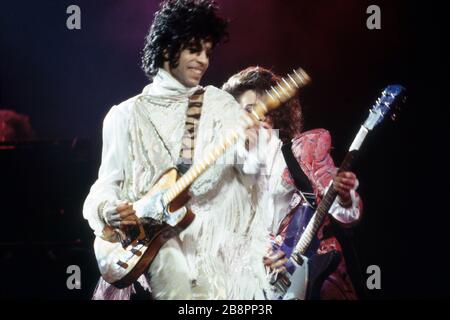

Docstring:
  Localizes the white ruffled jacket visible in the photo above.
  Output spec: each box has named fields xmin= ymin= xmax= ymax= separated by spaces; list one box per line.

xmin=83 ymin=69 xmax=271 ymax=299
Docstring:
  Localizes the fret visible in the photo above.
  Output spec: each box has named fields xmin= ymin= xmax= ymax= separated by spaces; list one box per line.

xmin=288 ymin=74 xmax=299 ymax=89
xmin=293 ymin=69 xmax=305 ymax=85
xmin=265 ymin=89 xmax=276 ymax=102
xmin=271 ymin=86 xmax=282 ymax=101
xmin=282 ymin=77 xmax=293 ymax=91
xmin=277 ymin=83 xmax=289 ymax=98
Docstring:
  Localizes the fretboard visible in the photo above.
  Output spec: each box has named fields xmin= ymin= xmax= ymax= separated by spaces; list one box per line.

xmin=293 ymin=151 xmax=356 ymax=256
xmin=162 ymin=128 xmax=241 ymax=205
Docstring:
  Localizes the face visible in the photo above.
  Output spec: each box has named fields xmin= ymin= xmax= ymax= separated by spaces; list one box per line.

xmin=163 ymin=39 xmax=213 ymax=88
xmin=237 ymin=89 xmax=272 ymax=128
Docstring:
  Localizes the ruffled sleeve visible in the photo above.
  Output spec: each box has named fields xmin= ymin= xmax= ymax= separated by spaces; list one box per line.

xmin=82 ymin=105 xmax=129 ymax=237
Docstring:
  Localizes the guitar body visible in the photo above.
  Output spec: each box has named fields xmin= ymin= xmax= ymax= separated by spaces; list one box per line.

xmin=277 ymin=204 xmax=319 ymax=263
xmin=94 ymin=168 xmax=195 ymax=288
xmin=289 ymin=251 xmax=341 ymax=300
xmin=271 ymin=204 xmax=340 ymax=300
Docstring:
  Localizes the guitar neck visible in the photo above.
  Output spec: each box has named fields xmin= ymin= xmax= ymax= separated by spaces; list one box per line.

xmin=162 ymin=127 xmax=242 ymax=205
xmin=291 ymin=85 xmax=404 ymax=258
xmin=292 ymin=147 xmax=358 ymax=257
xmin=281 ymin=84 xmax=405 ymax=292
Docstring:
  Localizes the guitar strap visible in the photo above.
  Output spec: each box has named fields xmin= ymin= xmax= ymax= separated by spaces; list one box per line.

xmin=144 ymin=89 xmax=204 ymax=175
xmin=177 ymin=89 xmax=204 ymax=174
xmin=281 ymin=141 xmax=317 ymax=209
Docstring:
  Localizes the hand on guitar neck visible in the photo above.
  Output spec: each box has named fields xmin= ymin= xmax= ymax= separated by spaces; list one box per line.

xmin=265 ymin=170 xmax=358 ymax=276
xmin=333 ymin=171 xmax=358 ymax=208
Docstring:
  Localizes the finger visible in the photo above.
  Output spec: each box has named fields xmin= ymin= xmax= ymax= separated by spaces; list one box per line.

xmin=105 ymin=206 xmax=118 ymax=215
xmin=120 ymin=220 xmax=137 ymax=227
xmin=267 ymin=250 xmax=285 ymax=264
xmin=274 ymin=266 xmax=287 ymax=274
xmin=335 ymin=184 xmax=353 ymax=193
xmin=108 ymin=213 xmax=121 ymax=222
xmin=336 ymin=176 xmax=355 ymax=183
xmin=119 ymin=208 xmax=136 ymax=219
xmin=271 ymin=258 xmax=288 ymax=270
xmin=116 ymin=203 xmax=133 ymax=212
xmin=109 ymin=220 xmax=121 ymax=228
xmin=122 ymin=213 xmax=138 ymax=222
xmin=268 ymin=250 xmax=285 ymax=260
xmin=337 ymin=171 xmax=356 ymax=179
xmin=334 ymin=180 xmax=353 ymax=192
xmin=336 ymin=177 xmax=356 ymax=187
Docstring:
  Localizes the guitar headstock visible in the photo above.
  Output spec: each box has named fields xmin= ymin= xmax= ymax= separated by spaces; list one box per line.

xmin=364 ymin=85 xmax=406 ymax=131
xmin=249 ymin=68 xmax=311 ymax=123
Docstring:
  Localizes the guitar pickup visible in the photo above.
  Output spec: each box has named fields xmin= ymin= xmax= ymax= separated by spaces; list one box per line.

xmin=116 ymin=260 xmax=129 ymax=269
xmin=130 ymin=248 xmax=142 ymax=256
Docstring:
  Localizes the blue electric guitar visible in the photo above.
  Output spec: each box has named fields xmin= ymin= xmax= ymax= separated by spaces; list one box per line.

xmin=270 ymin=85 xmax=406 ymax=300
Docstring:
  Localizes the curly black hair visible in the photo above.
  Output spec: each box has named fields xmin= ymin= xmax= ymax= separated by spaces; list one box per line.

xmin=222 ymin=66 xmax=303 ymax=143
xmin=142 ymin=0 xmax=228 ymax=79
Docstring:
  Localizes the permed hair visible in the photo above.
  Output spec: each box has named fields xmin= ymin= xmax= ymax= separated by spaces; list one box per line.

xmin=142 ymin=0 xmax=228 ymax=79
xmin=222 ymin=66 xmax=303 ymax=142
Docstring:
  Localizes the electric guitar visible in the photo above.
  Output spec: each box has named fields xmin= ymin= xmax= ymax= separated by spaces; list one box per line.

xmin=270 ymin=84 xmax=406 ymax=300
xmin=94 ymin=68 xmax=311 ymax=288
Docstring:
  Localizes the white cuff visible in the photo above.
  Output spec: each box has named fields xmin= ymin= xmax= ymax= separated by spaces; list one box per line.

xmin=330 ymin=189 xmax=361 ymax=224
xmin=324 ymin=179 xmax=361 ymax=224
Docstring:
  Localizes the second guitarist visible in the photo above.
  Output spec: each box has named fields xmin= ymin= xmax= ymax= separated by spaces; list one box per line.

xmin=223 ymin=66 xmax=363 ymax=300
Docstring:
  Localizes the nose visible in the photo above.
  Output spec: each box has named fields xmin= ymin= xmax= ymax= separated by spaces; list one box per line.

xmin=196 ymin=50 xmax=209 ymax=66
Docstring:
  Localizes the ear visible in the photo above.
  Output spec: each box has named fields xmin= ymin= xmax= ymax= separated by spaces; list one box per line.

xmin=163 ymin=48 xmax=169 ymax=61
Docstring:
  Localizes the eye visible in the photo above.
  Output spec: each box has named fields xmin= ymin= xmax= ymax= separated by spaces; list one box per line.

xmin=187 ymin=43 xmax=202 ymax=54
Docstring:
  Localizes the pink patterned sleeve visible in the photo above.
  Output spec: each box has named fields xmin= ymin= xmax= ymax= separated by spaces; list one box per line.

xmin=282 ymin=129 xmax=363 ymax=225
xmin=283 ymin=129 xmax=336 ymax=199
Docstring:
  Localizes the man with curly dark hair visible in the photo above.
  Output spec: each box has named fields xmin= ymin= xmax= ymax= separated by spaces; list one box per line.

xmin=223 ymin=66 xmax=363 ymax=299
xmin=84 ymin=1 xmax=272 ymax=300
xmin=141 ymin=0 xmax=228 ymax=81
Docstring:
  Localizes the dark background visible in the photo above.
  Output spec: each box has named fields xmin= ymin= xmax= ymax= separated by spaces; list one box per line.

xmin=1 ymin=0 xmax=448 ymax=299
